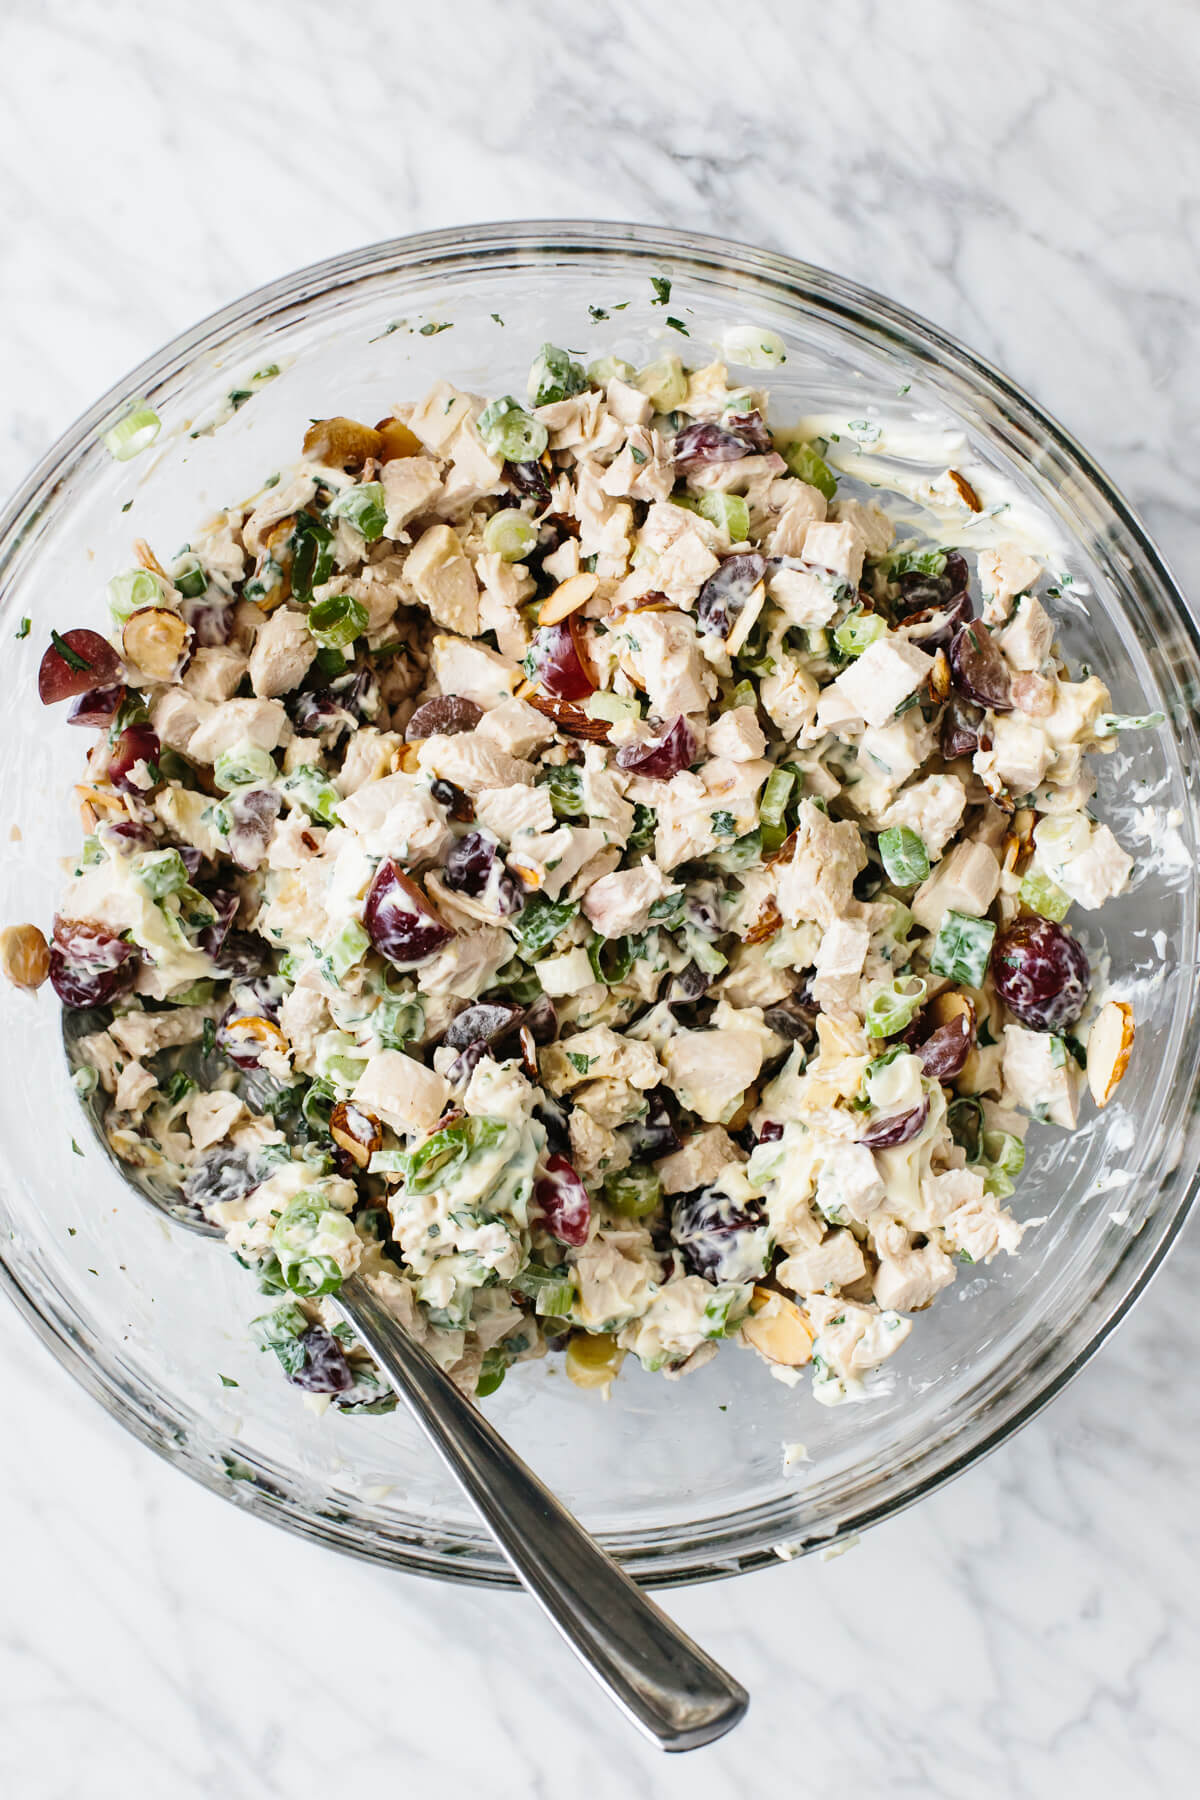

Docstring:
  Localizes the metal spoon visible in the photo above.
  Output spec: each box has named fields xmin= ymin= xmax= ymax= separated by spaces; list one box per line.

xmin=69 ymin=1024 xmax=748 ymax=1751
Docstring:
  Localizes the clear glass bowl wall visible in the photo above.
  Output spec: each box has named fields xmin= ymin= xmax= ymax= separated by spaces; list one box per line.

xmin=0 ymin=224 xmax=1197 ymax=1587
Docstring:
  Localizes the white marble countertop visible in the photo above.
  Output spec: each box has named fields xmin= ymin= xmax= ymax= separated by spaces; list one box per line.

xmin=2 ymin=2 xmax=1199 ymax=1794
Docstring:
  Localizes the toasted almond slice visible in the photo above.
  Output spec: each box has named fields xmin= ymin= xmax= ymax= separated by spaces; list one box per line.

xmin=1087 ymin=1001 xmax=1135 ymax=1108
xmin=330 ymin=1100 xmax=383 ymax=1168
xmin=133 ymin=538 xmax=170 ymax=581
xmin=742 ymin=1289 xmax=814 ymax=1367
xmin=725 ymin=580 xmax=767 ymax=656
xmin=0 ymin=923 xmax=50 ymax=991
xmin=528 ymin=693 xmax=612 ymax=741
xmin=928 ymin=646 xmax=951 ymax=703
xmin=726 ymin=1084 xmax=760 ymax=1134
xmin=927 ymin=989 xmax=976 ymax=1034
xmin=122 ymin=607 xmax=190 ymax=682
xmin=222 ymin=1016 xmax=289 ymax=1060
xmin=742 ymin=897 xmax=782 ymax=947
xmin=539 ymin=572 xmax=599 ymax=627
xmin=400 ymin=742 xmax=422 ymax=773
xmin=74 ymin=782 xmax=127 ymax=826
xmin=948 ymin=469 xmax=982 ymax=512
xmin=302 ymin=416 xmax=381 ymax=471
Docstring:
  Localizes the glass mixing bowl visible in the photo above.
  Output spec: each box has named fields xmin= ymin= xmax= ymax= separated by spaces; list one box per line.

xmin=1 ymin=222 xmax=1197 ymax=1587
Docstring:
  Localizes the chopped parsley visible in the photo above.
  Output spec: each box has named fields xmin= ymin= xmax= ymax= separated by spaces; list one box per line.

xmin=650 ymin=276 xmax=671 ymax=305
xmin=14 ymin=616 xmax=30 ymax=640
xmin=665 ymin=316 xmax=689 ymax=336
xmin=588 ymin=305 xmax=609 ymax=322
xmin=219 ymin=1374 xmax=239 ymax=1388
xmin=418 ymin=320 xmax=452 ymax=336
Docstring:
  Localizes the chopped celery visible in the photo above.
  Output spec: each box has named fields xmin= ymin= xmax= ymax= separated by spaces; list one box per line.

xmin=584 ymin=689 xmax=642 ymax=723
xmin=307 ymin=593 xmax=368 ymax=650
xmin=929 ymin=910 xmax=996 ymax=989
xmin=696 ymin=492 xmax=750 ymax=541
xmin=782 ymin=439 xmax=837 ymax=501
xmin=834 ymin=610 xmax=887 ymax=658
xmin=328 ymin=482 xmax=387 ymax=542
xmin=878 ymin=826 xmax=930 ymax=888
xmin=132 ymin=847 xmax=189 ymax=900
xmin=102 ymin=401 xmax=160 ymax=461
xmin=1019 ymin=871 xmax=1071 ymax=921
xmin=604 ymin=1162 xmax=662 ymax=1218
xmin=528 ymin=343 xmax=587 ymax=407
xmin=634 ymin=356 xmax=687 ymax=413
xmin=477 ymin=396 xmax=548 ymax=462
xmin=213 ymin=742 xmax=277 ymax=792
xmin=483 ymin=510 xmax=539 ymax=562
xmin=865 ymin=976 xmax=927 ymax=1038
xmin=587 ymin=355 xmax=635 ymax=386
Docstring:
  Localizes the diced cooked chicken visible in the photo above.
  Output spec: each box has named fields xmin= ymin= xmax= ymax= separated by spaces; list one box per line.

xmin=606 ymin=376 xmax=653 ymax=427
xmin=188 ymin=697 xmax=291 ymax=763
xmin=815 ymin=1141 xmax=885 ymax=1225
xmin=1001 ymin=1024 xmax=1082 ymax=1128
xmin=573 ymin=463 xmax=632 ymax=578
xmin=660 ymin=1011 xmax=769 ymax=1124
xmin=617 ymin=609 xmax=714 ymax=716
xmin=418 ymin=926 xmax=510 ymax=1000
xmin=582 ymin=863 xmax=678 ymax=938
xmin=474 ymin=783 xmax=555 ymax=843
xmin=1031 ymin=813 xmax=1133 ymax=909
xmin=185 ymin=1089 xmax=245 ymax=1152
xmin=335 ymin=728 xmax=403 ymax=797
xmin=182 ymin=647 xmax=248 ymax=704
xmin=776 ymin=801 xmax=868 ymax=930
xmin=801 ymin=518 xmax=866 ymax=586
xmin=976 ymin=715 xmax=1051 ymax=796
xmin=811 ymin=918 xmax=871 ymax=1014
xmin=152 ymin=687 xmax=213 ymax=756
xmin=656 ymin=1126 xmax=742 ymax=1196
xmin=977 ymin=544 xmax=1042 ymax=619
xmin=600 ymin=427 xmax=675 ymax=505
xmin=706 ymin=706 xmax=766 ymax=762
xmin=475 ymin=697 xmax=556 ymax=759
xmin=476 ymin=553 xmax=534 ymax=660
xmin=912 ymin=839 xmax=1001 ymax=930
xmin=336 ymin=771 xmax=452 ymax=863
xmin=248 ymin=607 xmax=315 ymax=698
xmin=830 ymin=498 xmax=894 ymax=558
xmin=568 ymin=1107 xmax=629 ymax=1181
xmin=870 ymin=1223 xmax=956 ymax=1312
xmin=428 ymin=640 xmax=518 ymax=717
xmin=380 ymin=455 xmax=443 ymax=535
xmin=999 ymin=595 xmax=1054 ymax=671
xmin=877 ymin=774 xmax=966 ymax=858
xmin=109 ymin=1006 xmax=213 ymax=1060
xmin=407 ymin=380 xmax=475 ymax=452
xmin=416 ymin=733 xmax=532 ymax=795
xmin=778 ymin=1228 xmax=868 ymax=1296
xmin=767 ymin=565 xmax=840 ymax=629
xmin=636 ymin=501 xmax=721 ymax=604
xmin=353 ymin=1049 xmax=450 ymax=1135
xmin=759 ymin=658 xmax=820 ymax=738
xmin=830 ymin=634 xmax=933 ymax=730
xmin=541 ymin=1026 xmax=661 ymax=1095
xmin=804 ymin=1294 xmax=911 ymax=1379
xmin=767 ymin=481 xmax=827 ymax=556
xmin=404 ymin=524 xmax=479 ymax=635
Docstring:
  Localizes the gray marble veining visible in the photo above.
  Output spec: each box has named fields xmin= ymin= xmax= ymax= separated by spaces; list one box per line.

xmin=1 ymin=2 xmax=1198 ymax=1795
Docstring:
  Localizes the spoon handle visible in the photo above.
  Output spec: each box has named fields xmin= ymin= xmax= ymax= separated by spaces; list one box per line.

xmin=336 ymin=1274 xmax=748 ymax=1752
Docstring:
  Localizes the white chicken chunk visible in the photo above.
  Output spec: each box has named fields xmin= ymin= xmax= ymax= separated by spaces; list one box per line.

xmin=248 ymin=607 xmax=314 ymax=699
xmin=1001 ymin=1025 xmax=1082 ymax=1128
xmin=188 ymin=697 xmax=291 ymax=764
xmin=353 ymin=1050 xmax=450 ymax=1136
xmin=617 ymin=610 xmax=714 ymax=716
xmin=404 ymin=524 xmax=479 ymax=635
xmin=430 ymin=634 xmax=519 ymax=711
xmin=381 ymin=455 xmax=443 ymax=535
xmin=582 ymin=863 xmax=679 ymax=939
xmin=801 ymin=518 xmax=866 ymax=586
xmin=830 ymin=635 xmax=933 ymax=730
xmin=912 ymin=839 xmax=1001 ymax=931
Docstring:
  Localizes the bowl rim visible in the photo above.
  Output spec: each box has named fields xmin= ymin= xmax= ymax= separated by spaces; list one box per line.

xmin=2 ymin=218 xmax=1197 ymax=1588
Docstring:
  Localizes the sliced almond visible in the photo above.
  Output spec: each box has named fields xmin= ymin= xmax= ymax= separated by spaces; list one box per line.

xmin=928 ymin=647 xmax=951 ymax=703
xmin=538 ymin=572 xmax=599 ymax=627
xmin=122 ymin=607 xmax=190 ymax=682
xmin=75 ymin=782 xmax=126 ymax=827
xmin=742 ymin=896 xmax=782 ymax=947
xmin=528 ymin=693 xmax=612 ymax=741
xmin=400 ymin=742 xmax=422 ymax=773
xmin=948 ymin=469 xmax=982 ymax=512
xmin=220 ymin=1016 xmax=289 ymax=1061
xmin=741 ymin=1289 xmax=814 ymax=1367
xmin=330 ymin=1101 xmax=383 ymax=1168
xmin=725 ymin=1084 xmax=760 ymax=1134
xmin=1087 ymin=1001 xmax=1135 ymax=1108
xmin=0 ymin=923 xmax=50 ymax=991
xmin=927 ymin=989 xmax=976 ymax=1034
xmin=133 ymin=538 xmax=169 ymax=581
xmin=725 ymin=580 xmax=767 ymax=656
